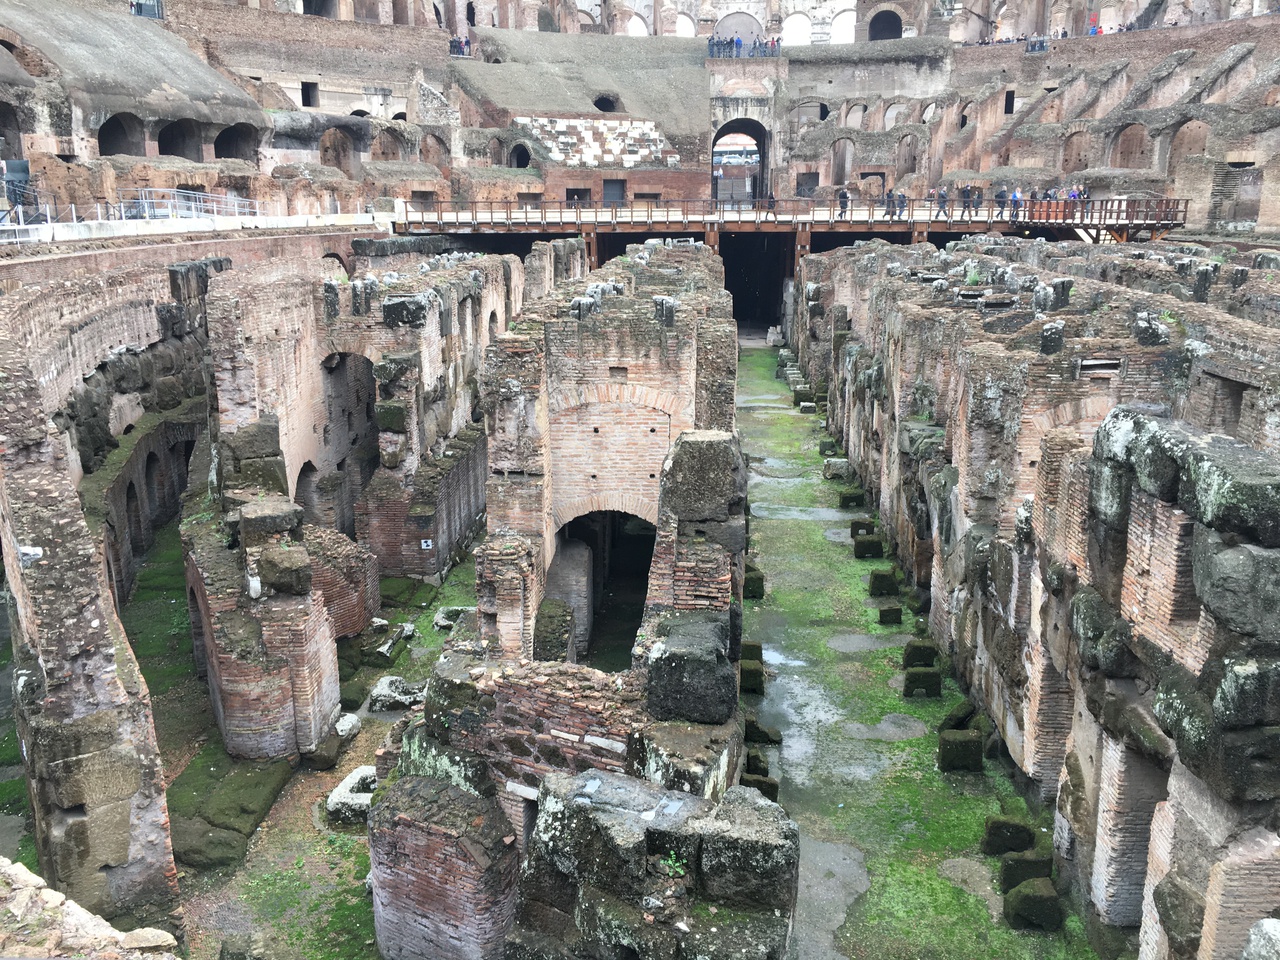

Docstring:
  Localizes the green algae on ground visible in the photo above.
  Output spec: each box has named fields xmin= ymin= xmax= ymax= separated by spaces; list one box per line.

xmin=167 ymin=735 xmax=292 ymax=841
xmin=119 ymin=521 xmax=196 ymax=696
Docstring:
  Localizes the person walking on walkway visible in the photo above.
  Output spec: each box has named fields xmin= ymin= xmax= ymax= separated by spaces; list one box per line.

xmin=896 ymin=190 xmax=907 ymax=220
xmin=936 ymin=185 xmax=949 ymax=219
xmin=960 ymin=183 xmax=972 ymax=219
xmin=995 ymin=184 xmax=1008 ymax=219
xmin=973 ymin=185 xmax=984 ymax=217
xmin=837 ymin=186 xmax=849 ymax=219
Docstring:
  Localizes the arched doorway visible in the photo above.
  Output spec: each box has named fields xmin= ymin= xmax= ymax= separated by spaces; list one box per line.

xmin=713 ymin=117 xmax=769 ymax=204
xmin=830 ymin=9 xmax=857 ymax=43
xmin=319 ymin=127 xmax=357 ymax=178
xmin=145 ymin=452 xmax=161 ymax=511
xmin=1167 ymin=120 xmax=1209 ymax=177
xmin=157 ymin=119 xmax=203 ymax=161
xmin=370 ymin=129 xmax=406 ymax=161
xmin=1063 ymin=131 xmax=1090 ymax=173
xmin=98 ymin=113 xmax=145 ymax=156
xmin=1110 ymin=123 xmax=1151 ymax=168
xmin=831 ymin=137 xmax=856 ymax=185
xmin=295 ymin=461 xmax=322 ymax=526
xmin=626 ymin=13 xmax=649 ymax=34
xmin=213 ymin=123 xmax=259 ymax=162
xmin=714 ymin=11 xmax=763 ymax=41
xmin=868 ymin=9 xmax=903 ymax=40
xmin=781 ymin=12 xmax=812 ymax=45
xmin=560 ymin=511 xmax=656 ymax=672
xmin=675 ymin=12 xmax=696 ymax=35
xmin=126 ymin=481 xmax=145 ymax=552
xmin=509 ymin=143 xmax=531 ymax=168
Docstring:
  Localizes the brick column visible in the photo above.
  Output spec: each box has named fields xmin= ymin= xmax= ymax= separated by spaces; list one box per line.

xmin=1090 ymin=735 xmax=1169 ymax=926
xmin=1198 ymin=832 xmax=1280 ymax=960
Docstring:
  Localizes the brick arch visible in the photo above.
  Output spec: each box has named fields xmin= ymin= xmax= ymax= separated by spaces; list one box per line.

xmin=547 ymin=381 xmax=690 ymax=420
xmin=552 ymin=492 xmax=659 ymax=530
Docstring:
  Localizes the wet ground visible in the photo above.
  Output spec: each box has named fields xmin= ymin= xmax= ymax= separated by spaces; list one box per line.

xmin=736 ymin=343 xmax=1099 ymax=960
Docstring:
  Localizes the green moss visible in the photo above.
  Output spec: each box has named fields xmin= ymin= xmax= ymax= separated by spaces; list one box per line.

xmin=118 ymin=521 xmax=196 ymax=696
xmin=0 ymin=723 xmax=20 ymax=767
xmin=0 ymin=776 xmax=28 ymax=816
xmin=166 ymin=735 xmax=291 ymax=838
xmin=13 ymin=829 xmax=37 ymax=873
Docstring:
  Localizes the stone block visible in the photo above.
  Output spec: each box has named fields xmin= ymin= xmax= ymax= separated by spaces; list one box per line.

xmin=235 ymin=456 xmax=289 ymax=494
xmin=697 ymin=787 xmax=799 ymax=912
xmin=823 ymin=458 xmax=853 ymax=481
xmin=327 ymin=766 xmax=378 ymax=824
xmin=647 ymin=617 xmax=738 ymax=723
xmin=868 ymin=570 xmax=898 ymax=596
xmin=224 ymin=417 xmax=281 ymax=462
xmin=878 ymin=606 xmax=903 ymax=625
xmin=533 ymin=597 xmax=574 ymax=662
xmin=999 ymin=850 xmax=1052 ymax=893
xmin=739 ymin=659 xmax=766 ymax=695
xmin=258 ymin=544 xmax=312 ymax=595
xmin=937 ymin=699 xmax=976 ymax=732
xmin=938 ymin=730 xmax=983 ymax=772
xmin=171 ymin=815 xmax=247 ymax=868
xmin=745 ymin=718 xmax=782 ymax=744
xmin=799 ymin=402 xmax=817 ymax=414
xmin=1003 ymin=878 xmax=1063 ymax=931
xmin=982 ymin=816 xmax=1036 ymax=855
xmin=743 ymin=566 xmax=766 ymax=600
xmin=663 ymin=431 xmax=746 ymax=522
xmin=842 ymin=492 xmax=868 ymax=510
xmin=819 ymin=439 xmax=837 ymax=456
xmin=239 ymin=497 xmax=303 ymax=543
xmin=903 ymin=639 xmax=938 ymax=668
xmin=1244 ymin=919 xmax=1280 ymax=960
xmin=746 ymin=746 xmax=769 ymax=777
xmin=1192 ymin=524 xmax=1280 ymax=638
xmin=375 ymin=400 xmax=409 ymax=434
xmin=369 ymin=676 xmax=427 ymax=712
xmin=740 ymin=639 xmax=763 ymax=661
xmin=154 ymin=375 xmax=185 ymax=410
xmin=903 ymin=667 xmax=941 ymax=698
xmin=740 ymin=773 xmax=779 ymax=802
xmin=305 ymin=731 xmax=343 ymax=771
xmin=854 ymin=536 xmax=884 ymax=559
xmin=793 ymin=387 xmax=814 ymax=405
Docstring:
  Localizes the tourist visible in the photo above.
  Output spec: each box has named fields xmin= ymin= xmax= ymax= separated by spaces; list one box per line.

xmin=767 ymin=191 xmax=776 ymax=219
xmin=973 ymin=185 xmax=984 ymax=216
xmin=896 ymin=190 xmax=907 ymax=220
xmin=735 ymin=33 xmax=743 ymax=57
xmin=960 ymin=183 xmax=972 ymax=218
xmin=995 ymin=184 xmax=1008 ymax=219
xmin=837 ymin=185 xmax=849 ymax=219
xmin=1010 ymin=185 xmax=1023 ymax=223
xmin=936 ymin=184 xmax=949 ymax=219
xmin=463 ymin=36 xmax=471 ymax=56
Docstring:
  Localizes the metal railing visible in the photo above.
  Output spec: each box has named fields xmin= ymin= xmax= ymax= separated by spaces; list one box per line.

xmin=131 ymin=0 xmax=165 ymax=19
xmin=396 ymin=196 xmax=1189 ymax=230
xmin=114 ymin=188 xmax=266 ymax=220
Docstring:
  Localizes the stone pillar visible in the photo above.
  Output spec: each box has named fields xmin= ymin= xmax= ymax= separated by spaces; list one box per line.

xmin=1198 ymin=831 xmax=1280 ymax=960
xmin=369 ymin=776 xmax=519 ymax=960
xmin=1089 ymin=735 xmax=1169 ymax=926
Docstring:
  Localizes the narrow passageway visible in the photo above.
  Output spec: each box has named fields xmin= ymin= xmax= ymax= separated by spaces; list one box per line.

xmin=736 ymin=340 xmax=1099 ymax=960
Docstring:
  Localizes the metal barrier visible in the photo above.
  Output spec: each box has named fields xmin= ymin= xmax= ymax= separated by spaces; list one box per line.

xmin=131 ymin=0 xmax=165 ymax=19
xmin=115 ymin=188 xmax=266 ymax=219
xmin=395 ymin=196 xmax=1189 ymax=232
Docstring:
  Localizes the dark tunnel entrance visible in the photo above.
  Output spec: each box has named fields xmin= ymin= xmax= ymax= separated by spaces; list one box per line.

xmin=720 ymin=232 xmax=789 ymax=334
xmin=563 ymin=510 xmax=656 ymax=673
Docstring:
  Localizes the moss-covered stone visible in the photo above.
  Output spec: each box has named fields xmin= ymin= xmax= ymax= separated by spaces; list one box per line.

xmin=740 ymin=639 xmax=763 ymax=661
xmin=854 ymin=536 xmax=884 ymax=559
xmin=903 ymin=667 xmax=941 ymax=698
xmin=170 ymin=815 xmax=248 ymax=868
xmin=258 ymin=544 xmax=312 ymax=595
xmin=740 ymin=659 xmax=766 ymax=695
xmin=937 ymin=699 xmax=976 ymax=732
xmin=868 ymin=570 xmax=898 ymax=597
xmin=1004 ymin=878 xmax=1063 ymax=931
xmin=999 ymin=850 xmax=1052 ymax=893
xmin=375 ymin=400 xmax=409 ymax=434
xmin=982 ymin=816 xmax=1035 ymax=855
xmin=745 ymin=717 xmax=782 ymax=744
xmin=903 ymin=639 xmax=938 ymax=668
xmin=878 ymin=606 xmax=903 ymax=625
xmin=743 ymin=566 xmax=766 ymax=600
xmin=340 ymin=679 xmax=371 ymax=711
xmin=938 ymin=729 xmax=983 ymax=772
xmin=533 ymin=597 xmax=574 ymax=661
xmin=740 ymin=773 xmax=779 ymax=802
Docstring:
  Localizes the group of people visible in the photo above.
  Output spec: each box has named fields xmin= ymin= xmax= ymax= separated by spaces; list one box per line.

xmin=707 ymin=34 xmax=782 ymax=58
xmin=448 ymin=35 xmax=472 ymax=56
xmin=827 ymin=181 xmax=1091 ymax=223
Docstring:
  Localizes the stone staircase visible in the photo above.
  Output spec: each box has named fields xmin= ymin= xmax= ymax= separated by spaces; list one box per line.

xmin=1207 ymin=162 xmax=1241 ymax=225
xmin=512 ymin=115 xmax=674 ymax=168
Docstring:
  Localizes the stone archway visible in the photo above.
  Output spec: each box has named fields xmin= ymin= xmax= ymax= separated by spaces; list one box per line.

xmin=713 ymin=116 xmax=770 ymax=201
xmin=868 ymin=9 xmax=902 ymax=39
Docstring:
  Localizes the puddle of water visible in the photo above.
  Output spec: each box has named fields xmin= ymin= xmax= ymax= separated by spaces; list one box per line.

xmin=822 ymin=527 xmax=854 ymax=543
xmin=762 ymin=648 xmax=806 ymax=667
xmin=827 ymin=632 xmax=913 ymax=654
xmin=843 ymin=713 xmax=929 ymax=741
xmin=750 ymin=504 xmax=860 ymax=521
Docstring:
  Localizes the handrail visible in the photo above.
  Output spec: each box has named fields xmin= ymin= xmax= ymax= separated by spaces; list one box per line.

xmin=396 ymin=196 xmax=1189 ymax=229
xmin=115 ymin=187 xmax=266 ymax=219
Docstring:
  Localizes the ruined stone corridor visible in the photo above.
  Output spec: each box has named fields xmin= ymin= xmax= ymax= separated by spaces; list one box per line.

xmin=736 ymin=343 xmax=1100 ymax=960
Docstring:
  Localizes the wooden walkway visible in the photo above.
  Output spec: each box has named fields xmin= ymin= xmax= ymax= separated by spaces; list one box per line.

xmin=394 ymin=197 xmax=1189 ymax=270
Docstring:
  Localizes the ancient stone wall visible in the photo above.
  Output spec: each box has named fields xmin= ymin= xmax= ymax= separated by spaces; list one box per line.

xmin=800 ymin=235 xmax=1280 ymax=956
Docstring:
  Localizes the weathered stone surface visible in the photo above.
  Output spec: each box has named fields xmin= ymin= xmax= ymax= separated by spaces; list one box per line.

xmin=1192 ymin=525 xmax=1280 ymax=639
xmin=258 ymin=544 xmax=312 ymax=595
xmin=662 ymin=431 xmax=746 ymax=522
xmin=903 ymin=667 xmax=941 ymax=698
xmin=878 ymin=606 xmax=903 ymax=625
xmin=170 ymin=816 xmax=248 ymax=868
xmin=938 ymin=729 xmax=983 ymax=771
xmin=937 ymin=699 xmax=976 ymax=732
xmin=999 ymin=850 xmax=1052 ymax=893
xmin=868 ymin=569 xmax=898 ymax=596
xmin=327 ymin=765 xmax=378 ymax=823
xmin=743 ymin=564 xmax=766 ymax=600
xmin=1243 ymin=918 xmax=1280 ymax=960
xmin=981 ymin=816 xmax=1036 ymax=855
xmin=854 ymin=535 xmax=884 ymax=558
xmin=739 ymin=658 xmax=766 ymax=695
xmin=369 ymin=676 xmax=428 ymax=712
xmin=647 ymin=615 xmax=737 ymax=723
xmin=1003 ymin=878 xmax=1063 ymax=931
xmin=904 ymin=638 xmax=939 ymax=668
